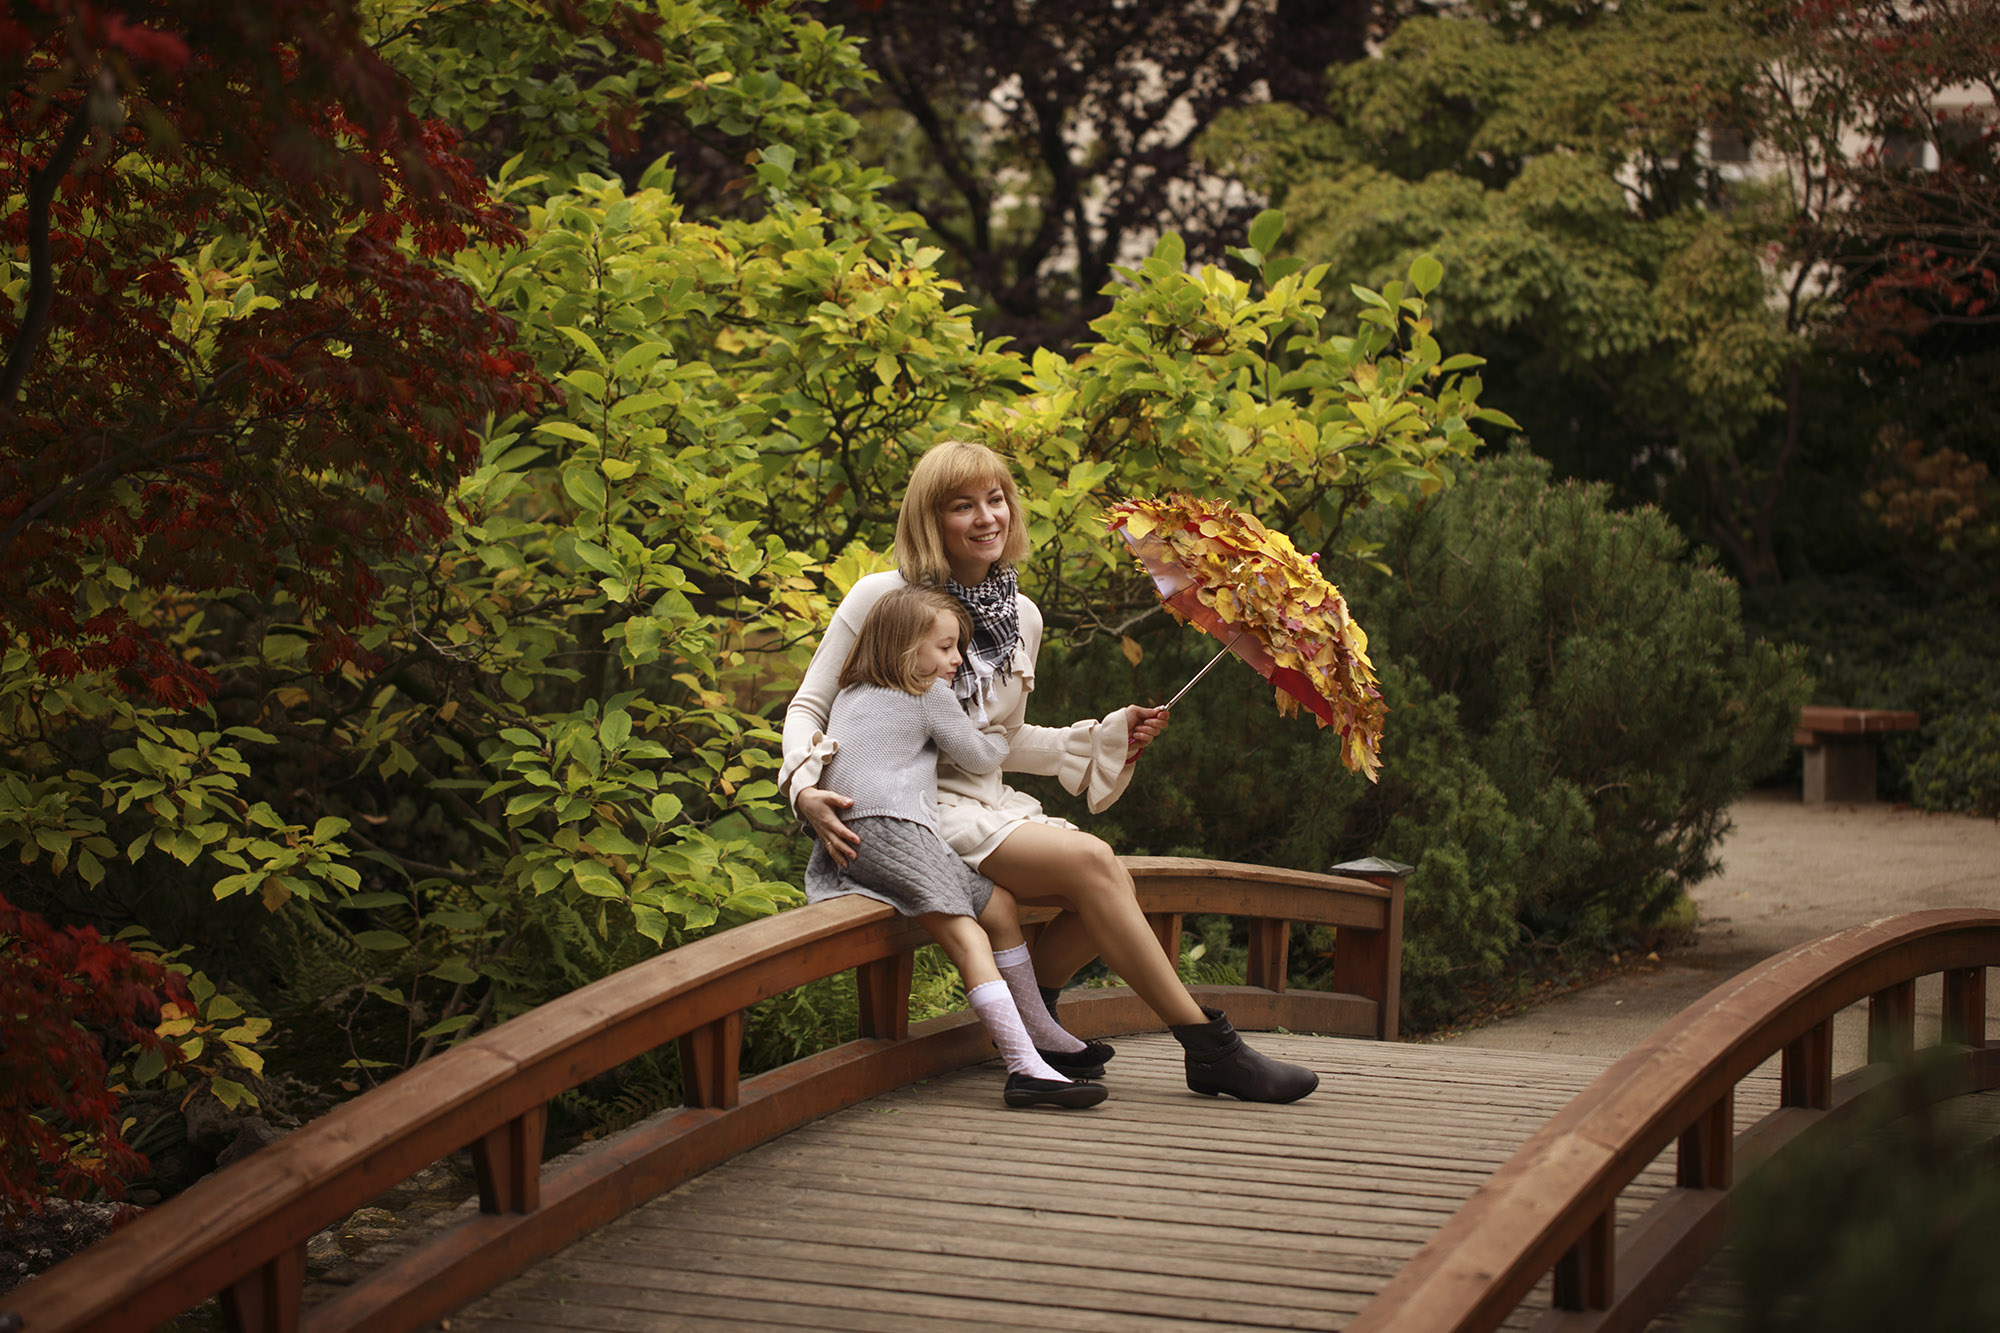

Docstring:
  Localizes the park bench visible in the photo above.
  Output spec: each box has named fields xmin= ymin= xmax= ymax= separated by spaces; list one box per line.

xmin=1794 ymin=704 xmax=1920 ymax=804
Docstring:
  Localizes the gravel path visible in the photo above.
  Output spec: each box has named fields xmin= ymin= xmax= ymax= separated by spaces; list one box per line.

xmin=1441 ymin=789 xmax=2000 ymax=1067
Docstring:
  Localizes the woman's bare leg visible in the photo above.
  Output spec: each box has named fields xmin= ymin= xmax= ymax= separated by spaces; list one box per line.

xmin=979 ymin=823 xmax=1205 ymax=1027
xmin=1026 ymin=908 xmax=1099 ymax=988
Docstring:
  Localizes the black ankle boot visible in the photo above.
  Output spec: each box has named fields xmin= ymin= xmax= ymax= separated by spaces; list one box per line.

xmin=1168 ymin=1006 xmax=1318 ymax=1103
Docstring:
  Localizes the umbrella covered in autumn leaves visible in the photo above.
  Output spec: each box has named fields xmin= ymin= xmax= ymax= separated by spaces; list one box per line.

xmin=1107 ymin=494 xmax=1386 ymax=782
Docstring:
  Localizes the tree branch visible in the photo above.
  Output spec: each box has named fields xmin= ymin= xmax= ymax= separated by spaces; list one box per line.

xmin=2 ymin=81 xmax=102 ymax=409
xmin=0 ymin=327 xmax=343 ymax=569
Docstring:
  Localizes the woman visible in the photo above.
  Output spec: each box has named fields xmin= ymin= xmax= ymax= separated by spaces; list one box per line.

xmin=779 ymin=440 xmax=1317 ymax=1104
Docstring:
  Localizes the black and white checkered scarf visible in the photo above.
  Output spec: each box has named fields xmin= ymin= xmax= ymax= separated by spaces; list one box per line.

xmin=945 ymin=566 xmax=1018 ymax=723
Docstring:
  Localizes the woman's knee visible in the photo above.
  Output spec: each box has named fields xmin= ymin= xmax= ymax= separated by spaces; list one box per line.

xmin=1067 ymin=835 xmax=1132 ymax=900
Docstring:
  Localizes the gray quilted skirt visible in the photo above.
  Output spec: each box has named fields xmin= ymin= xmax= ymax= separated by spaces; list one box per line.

xmin=804 ymin=815 xmax=995 ymax=919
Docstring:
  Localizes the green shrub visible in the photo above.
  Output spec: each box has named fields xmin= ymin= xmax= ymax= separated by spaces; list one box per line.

xmin=1040 ymin=451 xmax=1807 ymax=1026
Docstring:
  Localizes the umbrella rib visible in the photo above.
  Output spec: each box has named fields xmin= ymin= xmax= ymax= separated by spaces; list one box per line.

xmin=1164 ymin=630 xmax=1247 ymax=710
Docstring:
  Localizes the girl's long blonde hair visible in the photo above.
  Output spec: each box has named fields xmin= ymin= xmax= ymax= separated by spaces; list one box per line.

xmin=838 ymin=587 xmax=973 ymax=695
xmin=894 ymin=440 xmax=1031 ymax=586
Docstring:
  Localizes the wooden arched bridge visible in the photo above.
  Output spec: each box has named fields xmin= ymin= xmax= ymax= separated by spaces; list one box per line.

xmin=9 ymin=859 xmax=1997 ymax=1332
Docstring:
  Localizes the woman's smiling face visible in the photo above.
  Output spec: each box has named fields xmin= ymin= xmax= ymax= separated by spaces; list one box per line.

xmin=939 ymin=478 xmax=1011 ymax=584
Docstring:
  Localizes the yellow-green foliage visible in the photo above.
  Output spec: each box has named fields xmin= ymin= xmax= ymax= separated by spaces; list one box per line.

xmin=1 ymin=0 xmax=1509 ymax=1078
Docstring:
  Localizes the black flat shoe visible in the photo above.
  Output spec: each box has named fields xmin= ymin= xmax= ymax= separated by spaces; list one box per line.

xmin=1003 ymin=1074 xmax=1107 ymax=1109
xmin=1039 ymin=1042 xmax=1114 ymax=1079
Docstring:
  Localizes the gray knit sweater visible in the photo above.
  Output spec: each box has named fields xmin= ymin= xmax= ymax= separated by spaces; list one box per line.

xmin=819 ymin=682 xmax=1008 ymax=830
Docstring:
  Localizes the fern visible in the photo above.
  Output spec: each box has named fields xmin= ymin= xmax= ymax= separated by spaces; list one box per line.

xmin=550 ymin=1051 xmax=680 ymax=1147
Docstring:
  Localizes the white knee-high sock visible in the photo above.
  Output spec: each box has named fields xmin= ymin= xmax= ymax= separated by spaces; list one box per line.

xmin=992 ymin=944 xmax=1085 ymax=1053
xmin=968 ymin=980 xmax=1068 ymax=1081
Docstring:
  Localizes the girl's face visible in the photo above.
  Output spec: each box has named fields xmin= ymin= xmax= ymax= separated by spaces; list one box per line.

xmin=938 ymin=478 xmax=1011 ymax=584
xmin=910 ymin=609 xmax=964 ymax=687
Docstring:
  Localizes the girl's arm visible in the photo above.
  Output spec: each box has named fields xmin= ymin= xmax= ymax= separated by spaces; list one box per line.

xmin=780 ymin=573 xmax=904 ymax=866
xmin=921 ymin=682 xmax=1009 ymax=775
xmin=778 ymin=572 xmax=901 ymax=812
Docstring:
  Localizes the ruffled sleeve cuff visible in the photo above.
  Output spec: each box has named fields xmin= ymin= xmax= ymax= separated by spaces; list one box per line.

xmin=1055 ymin=709 xmax=1134 ymax=814
xmin=778 ymin=732 xmax=840 ymax=811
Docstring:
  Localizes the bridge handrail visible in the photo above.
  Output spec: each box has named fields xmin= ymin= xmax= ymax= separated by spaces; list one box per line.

xmin=1347 ymin=907 xmax=2000 ymax=1333
xmin=7 ymin=855 xmax=1404 ymax=1333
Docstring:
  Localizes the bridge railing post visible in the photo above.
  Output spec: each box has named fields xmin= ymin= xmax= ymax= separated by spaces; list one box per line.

xmin=677 ymin=1010 xmax=744 ymax=1110
xmin=1781 ymin=1018 xmax=1833 ymax=1108
xmin=1676 ymin=1090 xmax=1734 ymax=1189
xmin=1330 ymin=858 xmax=1411 ymax=1041
xmin=856 ymin=951 xmax=915 ymax=1040
xmin=1868 ymin=978 xmax=1917 ymax=1063
xmin=1244 ymin=919 xmax=1290 ymax=993
xmin=218 ymin=1241 xmax=304 ymax=1333
xmin=471 ymin=1102 xmax=548 ymax=1215
xmin=1942 ymin=966 xmax=1988 ymax=1048
xmin=1552 ymin=1205 xmax=1615 ymax=1311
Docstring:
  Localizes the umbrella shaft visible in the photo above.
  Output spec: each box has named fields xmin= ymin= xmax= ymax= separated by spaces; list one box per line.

xmin=1165 ymin=632 xmax=1245 ymax=710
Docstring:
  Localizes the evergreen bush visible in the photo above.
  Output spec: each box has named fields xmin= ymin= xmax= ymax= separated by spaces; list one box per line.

xmin=1040 ymin=451 xmax=1807 ymax=1026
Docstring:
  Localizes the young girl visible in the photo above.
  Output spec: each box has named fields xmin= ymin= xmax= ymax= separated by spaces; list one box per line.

xmin=802 ymin=586 xmax=1107 ymax=1109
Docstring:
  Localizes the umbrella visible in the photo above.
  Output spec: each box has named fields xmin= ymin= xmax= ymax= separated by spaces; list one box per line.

xmin=1107 ymin=494 xmax=1386 ymax=781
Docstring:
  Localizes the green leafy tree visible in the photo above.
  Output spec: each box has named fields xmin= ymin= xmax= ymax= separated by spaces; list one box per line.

xmin=1200 ymin=0 xmax=1836 ymax=586
xmin=4 ymin=0 xmax=1509 ymax=1122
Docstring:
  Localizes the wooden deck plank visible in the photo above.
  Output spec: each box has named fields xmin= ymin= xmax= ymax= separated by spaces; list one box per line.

xmin=465 ymin=1267 xmax=1292 ymax=1331
xmin=568 ymin=1236 xmax=1366 ymax=1324
xmin=656 ymin=1178 xmax=1433 ymax=1263
xmin=448 ymin=1036 xmax=1775 ymax=1333
xmin=781 ymin=1117 xmax=1570 ymax=1193
xmin=619 ymin=1214 xmax=1399 ymax=1294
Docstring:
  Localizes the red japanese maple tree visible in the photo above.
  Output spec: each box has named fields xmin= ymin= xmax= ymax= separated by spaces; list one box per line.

xmin=0 ymin=0 xmax=538 ymax=705
xmin=0 ymin=889 xmax=192 ymax=1217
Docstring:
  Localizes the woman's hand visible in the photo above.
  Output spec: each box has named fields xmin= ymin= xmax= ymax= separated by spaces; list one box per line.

xmin=797 ymin=787 xmax=860 ymax=867
xmin=1124 ymin=705 xmax=1170 ymax=765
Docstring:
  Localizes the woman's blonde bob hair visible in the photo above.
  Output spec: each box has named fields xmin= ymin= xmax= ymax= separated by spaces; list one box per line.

xmin=894 ymin=440 xmax=1031 ymax=587
xmin=838 ymin=587 xmax=973 ymax=695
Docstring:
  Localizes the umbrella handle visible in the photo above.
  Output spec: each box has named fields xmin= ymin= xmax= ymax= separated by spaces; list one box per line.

xmin=1164 ymin=632 xmax=1246 ymax=711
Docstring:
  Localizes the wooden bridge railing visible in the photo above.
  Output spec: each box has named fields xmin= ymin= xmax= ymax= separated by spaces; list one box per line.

xmin=7 ymin=855 xmax=1404 ymax=1333
xmin=1348 ymin=908 xmax=2000 ymax=1333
